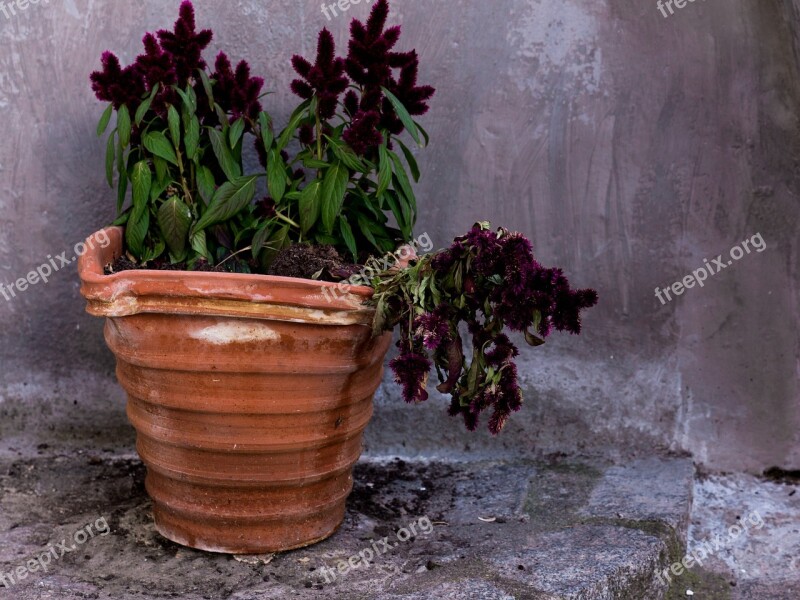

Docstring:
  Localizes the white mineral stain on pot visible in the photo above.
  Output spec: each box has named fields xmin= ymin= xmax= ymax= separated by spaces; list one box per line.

xmin=191 ymin=322 xmax=281 ymax=345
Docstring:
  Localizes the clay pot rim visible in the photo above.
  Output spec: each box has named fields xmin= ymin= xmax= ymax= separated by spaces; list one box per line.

xmin=80 ymin=226 xmax=375 ymax=296
xmin=78 ymin=227 xmax=378 ymax=321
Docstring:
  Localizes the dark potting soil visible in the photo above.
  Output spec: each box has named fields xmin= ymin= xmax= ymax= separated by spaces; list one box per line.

xmin=268 ymin=244 xmax=361 ymax=282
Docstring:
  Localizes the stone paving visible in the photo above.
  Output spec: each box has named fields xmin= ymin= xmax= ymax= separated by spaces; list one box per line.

xmin=0 ymin=454 xmax=692 ymax=599
xmin=0 ymin=451 xmax=796 ymax=599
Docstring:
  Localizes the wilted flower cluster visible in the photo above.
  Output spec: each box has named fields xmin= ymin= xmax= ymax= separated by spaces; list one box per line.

xmin=290 ymin=0 xmax=434 ymax=155
xmin=90 ymin=1 xmax=262 ymax=121
xmin=374 ymin=224 xmax=598 ymax=435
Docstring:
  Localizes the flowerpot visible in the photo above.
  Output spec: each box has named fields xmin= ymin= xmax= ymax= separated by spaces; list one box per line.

xmin=78 ymin=227 xmax=392 ymax=554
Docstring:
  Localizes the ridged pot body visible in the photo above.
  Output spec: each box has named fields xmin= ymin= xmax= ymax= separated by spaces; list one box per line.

xmin=78 ymin=228 xmax=391 ymax=553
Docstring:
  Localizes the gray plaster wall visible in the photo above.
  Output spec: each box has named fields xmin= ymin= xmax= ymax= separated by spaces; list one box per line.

xmin=0 ymin=0 xmax=797 ymax=472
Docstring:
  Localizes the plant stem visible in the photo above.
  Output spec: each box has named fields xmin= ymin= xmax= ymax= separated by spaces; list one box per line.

xmin=216 ymin=245 xmax=252 ymax=269
xmin=275 ymin=210 xmax=300 ymax=229
xmin=174 ymin=147 xmax=194 ymax=206
xmin=315 ymin=103 xmax=323 ymax=162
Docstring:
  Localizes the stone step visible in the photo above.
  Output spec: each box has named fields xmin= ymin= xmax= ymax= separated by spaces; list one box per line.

xmin=0 ymin=454 xmax=695 ymax=599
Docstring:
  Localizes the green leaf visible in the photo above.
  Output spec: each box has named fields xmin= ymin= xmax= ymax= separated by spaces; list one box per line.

xmin=134 ymin=83 xmax=160 ymax=126
xmin=302 ymin=156 xmax=331 ymax=169
xmin=377 ymin=143 xmax=392 ymax=198
xmin=251 ymin=224 xmax=272 ymax=258
xmin=131 ymin=161 xmax=152 ymax=211
xmin=125 ymin=207 xmax=149 ymax=259
xmin=184 ymin=116 xmax=200 ymax=161
xmin=135 ymin=98 xmax=152 ymax=127
xmin=312 ymin=233 xmax=336 ymax=246
xmin=229 ymin=118 xmax=245 ymax=150
xmin=175 ymin=85 xmax=197 ymax=115
xmin=193 ymin=175 xmax=258 ymax=233
xmin=141 ymin=237 xmax=166 ymax=264
xmin=213 ymin=102 xmax=229 ymax=127
xmin=143 ymin=131 xmax=179 ymax=166
xmin=105 ymin=131 xmax=116 ymax=188
xmin=386 ymin=190 xmax=411 ymax=239
xmin=117 ymin=105 xmax=131 ymax=148
xmin=357 ymin=214 xmax=381 ymax=250
xmin=321 ymin=161 xmax=350 ymax=234
xmin=415 ymin=120 xmax=431 ymax=147
xmin=524 ymin=329 xmax=546 ymax=347
xmin=168 ymin=105 xmax=181 ymax=147
xmin=327 ymin=135 xmax=367 ymax=171
xmin=277 ymin=98 xmax=312 ymax=151
xmin=390 ymin=151 xmax=417 ymax=219
xmin=158 ymin=196 xmax=192 ymax=257
xmin=339 ymin=217 xmax=357 ymax=260
xmin=152 ymin=156 xmax=168 ymax=185
xmin=209 ymin=128 xmax=241 ymax=181
xmin=258 ymin=111 xmax=274 ymax=151
xmin=112 ymin=207 xmax=131 ymax=226
xmin=191 ymin=230 xmax=210 ymax=260
xmin=150 ymin=158 xmax=172 ymax=201
xmin=259 ymin=224 xmax=290 ymax=268
xmin=97 ymin=104 xmax=114 ymax=137
xmin=267 ymin=149 xmax=287 ymax=202
xmin=196 ymin=165 xmax=216 ymax=204
xmin=116 ymin=163 xmax=128 ymax=214
xmin=381 ymin=87 xmax=422 ymax=146
xmin=198 ymin=69 xmax=214 ymax=105
xmin=298 ymin=179 xmax=322 ymax=234
xmin=395 ymin=138 xmax=421 ymax=182
xmin=126 ymin=161 xmax=152 ymax=258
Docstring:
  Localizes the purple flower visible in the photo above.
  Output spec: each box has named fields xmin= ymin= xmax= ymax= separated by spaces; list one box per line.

xmin=212 ymin=52 xmax=264 ymax=122
xmin=135 ymin=33 xmax=177 ymax=91
xmin=133 ymin=33 xmax=180 ymax=114
xmin=413 ymin=305 xmax=452 ymax=351
xmin=380 ymin=52 xmax=435 ymax=134
xmin=389 ymin=343 xmax=432 ymax=404
xmin=291 ymin=29 xmax=349 ymax=121
xmin=298 ymin=124 xmax=316 ymax=146
xmin=90 ymin=52 xmax=146 ymax=110
xmin=342 ymin=110 xmax=384 ymax=155
xmin=484 ymin=334 xmax=519 ymax=366
xmin=255 ymin=196 xmax=276 ymax=219
xmin=343 ymin=90 xmax=360 ymax=117
xmin=344 ymin=0 xmax=434 ymax=135
xmin=90 ymin=2 xmax=214 ymax=113
xmin=156 ymin=1 xmax=212 ymax=86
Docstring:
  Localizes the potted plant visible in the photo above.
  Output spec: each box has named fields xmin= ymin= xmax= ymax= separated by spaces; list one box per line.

xmin=78 ymin=0 xmax=597 ymax=554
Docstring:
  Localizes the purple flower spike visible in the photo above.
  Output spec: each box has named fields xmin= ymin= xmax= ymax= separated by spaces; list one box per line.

xmin=389 ymin=342 xmax=432 ymax=404
xmin=156 ymin=1 xmax=213 ymax=86
xmin=90 ymin=52 xmax=146 ymax=110
xmin=212 ymin=52 xmax=264 ymax=122
xmin=342 ymin=110 xmax=384 ymax=155
xmin=291 ymin=29 xmax=349 ymax=121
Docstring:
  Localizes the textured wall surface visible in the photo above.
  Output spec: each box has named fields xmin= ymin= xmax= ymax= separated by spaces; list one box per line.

xmin=0 ymin=0 xmax=797 ymax=472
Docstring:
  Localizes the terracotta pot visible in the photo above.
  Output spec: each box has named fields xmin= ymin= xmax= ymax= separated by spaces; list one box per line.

xmin=78 ymin=227 xmax=392 ymax=553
